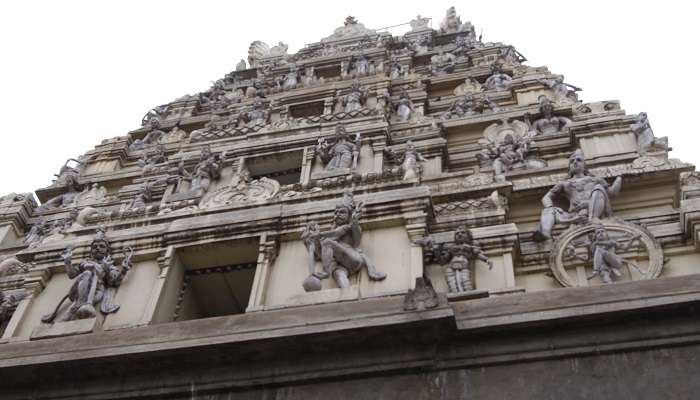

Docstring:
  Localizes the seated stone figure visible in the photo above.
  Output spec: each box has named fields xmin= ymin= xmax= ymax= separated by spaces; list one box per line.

xmin=301 ymin=192 xmax=387 ymax=291
xmin=630 ymin=112 xmax=668 ymax=154
xmin=484 ymin=64 xmax=512 ymax=91
xmin=528 ymin=96 xmax=571 ymax=136
xmin=533 ymin=150 xmax=622 ymax=241
xmin=42 ymin=230 xmax=133 ymax=323
xmin=130 ymin=118 xmax=166 ymax=151
xmin=430 ymin=50 xmax=456 ymax=76
xmin=587 ymin=226 xmax=644 ymax=284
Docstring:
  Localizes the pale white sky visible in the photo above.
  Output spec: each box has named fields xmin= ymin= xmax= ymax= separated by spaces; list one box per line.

xmin=1 ymin=1 xmax=697 ymax=196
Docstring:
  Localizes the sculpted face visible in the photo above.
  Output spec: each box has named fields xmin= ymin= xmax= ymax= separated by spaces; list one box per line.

xmin=454 ymin=227 xmax=469 ymax=244
xmin=569 ymin=153 xmax=586 ymax=175
xmin=91 ymin=240 xmax=109 ymax=260
xmin=334 ymin=207 xmax=351 ymax=225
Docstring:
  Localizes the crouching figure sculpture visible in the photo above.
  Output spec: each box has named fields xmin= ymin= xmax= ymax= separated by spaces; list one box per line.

xmin=42 ymin=229 xmax=133 ymax=323
xmin=301 ymin=192 xmax=386 ymax=291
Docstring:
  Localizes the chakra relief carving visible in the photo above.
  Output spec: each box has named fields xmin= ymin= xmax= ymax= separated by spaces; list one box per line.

xmin=199 ymin=165 xmax=281 ymax=209
xmin=549 ymin=220 xmax=663 ymax=287
xmin=42 ymin=229 xmax=133 ymax=323
xmin=301 ymin=192 xmax=386 ymax=292
xmin=416 ymin=226 xmax=493 ymax=293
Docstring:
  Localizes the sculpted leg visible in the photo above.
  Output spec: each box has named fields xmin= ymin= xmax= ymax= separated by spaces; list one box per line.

xmin=361 ymin=254 xmax=386 ymax=281
xmin=445 ymin=267 xmax=458 ymax=293
xmin=534 ymin=207 xmax=557 ymax=241
xmin=588 ymin=190 xmax=608 ymax=221
xmin=333 ymin=268 xmax=351 ymax=288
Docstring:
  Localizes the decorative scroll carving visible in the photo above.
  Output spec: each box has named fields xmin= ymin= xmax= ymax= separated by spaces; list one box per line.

xmin=433 ymin=191 xmax=505 ymax=218
xmin=200 ymin=169 xmax=280 ymax=209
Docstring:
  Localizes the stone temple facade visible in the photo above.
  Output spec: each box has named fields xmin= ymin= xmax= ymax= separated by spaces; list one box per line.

xmin=1 ymin=8 xmax=700 ymax=399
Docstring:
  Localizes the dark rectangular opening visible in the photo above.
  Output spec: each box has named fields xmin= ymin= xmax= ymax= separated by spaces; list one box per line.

xmin=289 ymin=101 xmax=325 ymax=118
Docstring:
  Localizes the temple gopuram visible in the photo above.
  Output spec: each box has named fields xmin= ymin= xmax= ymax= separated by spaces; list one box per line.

xmin=1 ymin=7 xmax=699 ymax=399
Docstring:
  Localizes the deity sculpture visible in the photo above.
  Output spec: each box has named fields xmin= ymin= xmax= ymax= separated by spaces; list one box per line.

xmin=24 ymin=220 xmax=50 ymax=247
xmin=498 ymin=45 xmax=527 ymax=67
xmin=564 ymin=225 xmax=645 ymax=284
xmin=533 ymin=150 xmax=622 ymax=241
xmin=302 ymin=66 xmax=321 ymax=87
xmin=37 ymin=174 xmax=82 ymax=212
xmin=537 ymin=75 xmax=581 ymax=104
xmin=351 ymin=53 xmax=370 ymax=77
xmin=127 ymin=177 xmax=170 ymax=211
xmin=281 ymin=64 xmax=299 ymax=90
xmin=441 ymin=92 xmax=500 ymax=119
xmin=141 ymin=104 xmax=169 ymax=127
xmin=408 ymin=33 xmax=432 ymax=54
xmin=301 ymin=192 xmax=387 ymax=292
xmin=386 ymin=56 xmax=404 ymax=80
xmin=42 ymin=230 xmax=133 ymax=323
xmin=430 ymin=50 xmax=456 ymax=75
xmin=138 ymin=144 xmax=167 ymax=173
xmin=235 ymin=59 xmax=247 ymax=71
xmin=528 ymin=96 xmax=572 ymax=136
xmin=176 ymin=145 xmax=223 ymax=195
xmin=0 ymin=291 xmax=23 ymax=331
xmin=394 ymin=88 xmax=415 ymax=122
xmin=484 ymin=64 xmax=512 ymax=91
xmin=239 ymin=96 xmax=270 ymax=127
xmin=316 ymin=124 xmax=360 ymax=171
xmin=453 ymin=35 xmax=475 ymax=60
xmin=630 ymin=112 xmax=668 ymax=154
xmin=476 ymin=133 xmax=534 ymax=176
xmin=439 ymin=7 xmax=475 ymax=36
xmin=416 ymin=226 xmax=493 ymax=293
xmin=409 ymin=15 xmax=430 ymax=32
xmin=130 ymin=118 xmax=166 ymax=151
xmin=52 ymin=158 xmax=84 ymax=187
xmin=338 ymin=81 xmax=367 ymax=113
xmin=385 ymin=140 xmax=427 ymax=180
xmin=453 ymin=78 xmax=483 ymax=96
xmin=199 ymin=79 xmax=227 ymax=107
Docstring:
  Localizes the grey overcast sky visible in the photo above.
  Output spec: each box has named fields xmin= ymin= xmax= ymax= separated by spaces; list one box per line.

xmin=1 ymin=1 xmax=698 ymax=197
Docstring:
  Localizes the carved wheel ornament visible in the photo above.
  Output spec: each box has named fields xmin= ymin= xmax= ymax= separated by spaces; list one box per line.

xmin=548 ymin=219 xmax=664 ymax=287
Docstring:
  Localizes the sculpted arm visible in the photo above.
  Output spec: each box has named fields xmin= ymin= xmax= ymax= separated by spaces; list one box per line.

xmin=608 ymin=176 xmax=622 ymax=197
xmin=542 ymin=182 xmax=565 ymax=208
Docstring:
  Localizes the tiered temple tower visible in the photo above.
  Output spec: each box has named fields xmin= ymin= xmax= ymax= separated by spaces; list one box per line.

xmin=1 ymin=8 xmax=699 ymax=399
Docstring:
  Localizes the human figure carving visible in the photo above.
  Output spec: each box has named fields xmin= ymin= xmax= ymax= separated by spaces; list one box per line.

xmin=630 ymin=112 xmax=668 ymax=154
xmin=394 ymin=88 xmax=415 ymax=122
xmin=338 ymin=81 xmax=367 ymax=113
xmin=476 ymin=133 xmax=533 ymax=176
xmin=484 ymin=64 xmax=512 ymax=91
xmin=385 ymin=140 xmax=427 ymax=180
xmin=37 ymin=174 xmax=82 ymax=212
xmin=537 ymin=75 xmax=581 ymax=104
xmin=528 ymin=96 xmax=571 ymax=136
xmin=301 ymin=192 xmax=386 ymax=291
xmin=316 ymin=124 xmax=360 ymax=171
xmin=416 ymin=226 xmax=493 ymax=293
xmin=533 ymin=150 xmax=622 ymax=241
xmin=42 ymin=230 xmax=133 ymax=323
xmin=176 ymin=145 xmax=223 ymax=194
xmin=430 ymin=50 xmax=456 ymax=75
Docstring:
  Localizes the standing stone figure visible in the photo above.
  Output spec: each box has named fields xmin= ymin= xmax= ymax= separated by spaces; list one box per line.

xmin=385 ymin=140 xmax=427 ymax=181
xmin=630 ymin=112 xmax=668 ymax=154
xmin=316 ymin=124 xmax=360 ymax=171
xmin=484 ymin=64 xmax=512 ymax=91
xmin=42 ymin=230 xmax=133 ymax=323
xmin=416 ymin=226 xmax=493 ymax=293
xmin=281 ymin=64 xmax=299 ymax=90
xmin=394 ymin=88 xmax=415 ymax=122
xmin=176 ymin=145 xmax=223 ymax=194
xmin=238 ymin=96 xmax=270 ymax=128
xmin=338 ymin=81 xmax=367 ymax=113
xmin=533 ymin=150 xmax=622 ymax=241
xmin=528 ymin=96 xmax=571 ymax=136
xmin=301 ymin=192 xmax=387 ymax=292
xmin=1 ymin=291 xmax=23 ymax=332
xmin=386 ymin=56 xmax=404 ymax=80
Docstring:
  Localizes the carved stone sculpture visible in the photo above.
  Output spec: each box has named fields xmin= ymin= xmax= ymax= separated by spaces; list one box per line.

xmin=139 ymin=144 xmax=167 ymax=174
xmin=385 ymin=140 xmax=427 ymax=180
xmin=498 ymin=45 xmax=526 ymax=67
xmin=302 ymin=66 xmax=321 ymax=87
xmin=386 ymin=56 xmax=404 ymax=80
xmin=528 ymin=96 xmax=571 ymax=135
xmin=533 ymin=149 xmax=622 ymax=241
xmin=127 ymin=177 xmax=169 ymax=211
xmin=409 ymin=15 xmax=431 ymax=32
xmin=322 ymin=16 xmax=376 ymax=42
xmin=338 ymin=81 xmax=367 ymax=113
xmin=141 ymin=105 xmax=169 ymax=127
xmin=175 ymin=145 xmax=223 ymax=195
xmin=394 ymin=88 xmax=415 ymax=122
xmin=477 ymin=120 xmax=546 ymax=177
xmin=316 ymin=124 xmax=360 ymax=171
xmin=248 ymin=41 xmax=288 ymax=67
xmin=484 ymin=64 xmax=512 ymax=91
xmin=453 ymin=35 xmax=475 ymax=60
xmin=42 ymin=230 xmax=133 ymax=323
xmin=198 ymin=79 xmax=228 ymax=107
xmin=408 ymin=33 xmax=431 ymax=54
xmin=281 ymin=64 xmax=299 ymax=90
xmin=52 ymin=158 xmax=84 ymax=188
xmin=453 ymin=78 xmax=483 ymax=96
xmin=630 ymin=112 xmax=668 ymax=154
xmin=441 ymin=92 xmax=500 ymax=119
xmin=301 ymin=192 xmax=386 ymax=292
xmin=430 ymin=50 xmax=456 ymax=76
xmin=239 ymin=96 xmax=270 ymax=127
xmin=416 ymin=226 xmax=493 ymax=293
xmin=235 ymin=59 xmax=247 ymax=71
xmin=537 ymin=75 xmax=581 ymax=104
xmin=403 ymin=276 xmax=439 ymax=311
xmin=37 ymin=174 xmax=82 ymax=212
xmin=439 ymin=7 xmax=475 ymax=35
xmin=0 ymin=255 xmax=31 ymax=277
xmin=0 ymin=291 xmax=23 ymax=331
